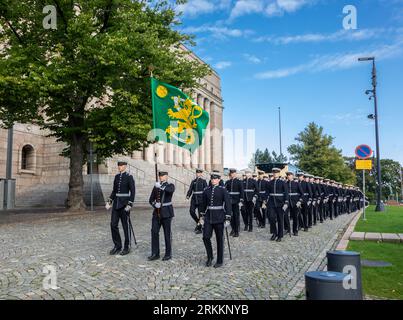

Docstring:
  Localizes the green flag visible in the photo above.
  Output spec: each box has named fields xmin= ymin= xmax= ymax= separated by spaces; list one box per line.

xmin=150 ymin=78 xmax=210 ymax=153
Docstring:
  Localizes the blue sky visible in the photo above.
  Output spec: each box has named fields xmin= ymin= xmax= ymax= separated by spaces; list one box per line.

xmin=173 ymin=0 xmax=403 ymax=169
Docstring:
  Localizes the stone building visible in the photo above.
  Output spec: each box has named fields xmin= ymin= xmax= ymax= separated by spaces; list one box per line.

xmin=0 ymin=51 xmax=223 ymax=208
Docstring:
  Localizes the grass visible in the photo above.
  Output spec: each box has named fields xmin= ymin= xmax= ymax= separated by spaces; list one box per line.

xmin=348 ymin=241 xmax=403 ymax=299
xmin=355 ymin=205 xmax=403 ymax=233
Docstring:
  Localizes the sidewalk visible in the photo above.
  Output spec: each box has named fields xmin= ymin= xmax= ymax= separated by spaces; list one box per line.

xmin=350 ymin=231 xmax=403 ymax=243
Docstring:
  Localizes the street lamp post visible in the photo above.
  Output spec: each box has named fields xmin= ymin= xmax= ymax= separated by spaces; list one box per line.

xmin=358 ymin=57 xmax=385 ymax=212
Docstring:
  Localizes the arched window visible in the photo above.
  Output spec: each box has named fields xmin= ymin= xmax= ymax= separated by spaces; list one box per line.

xmin=21 ymin=145 xmax=35 ymax=170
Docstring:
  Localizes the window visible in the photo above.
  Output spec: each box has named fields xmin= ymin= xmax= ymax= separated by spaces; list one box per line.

xmin=21 ymin=145 xmax=35 ymax=170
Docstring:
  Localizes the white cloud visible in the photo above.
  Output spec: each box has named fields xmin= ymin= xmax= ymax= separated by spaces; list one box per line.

xmin=214 ymin=61 xmax=232 ymax=69
xmin=255 ymin=39 xmax=403 ymax=79
xmin=243 ymin=53 xmax=262 ymax=63
xmin=229 ymin=0 xmax=264 ymax=20
xmin=176 ymin=0 xmax=232 ymax=17
xmin=229 ymin=0 xmax=315 ymax=20
xmin=182 ymin=24 xmax=253 ymax=39
xmin=254 ymin=28 xmax=395 ymax=44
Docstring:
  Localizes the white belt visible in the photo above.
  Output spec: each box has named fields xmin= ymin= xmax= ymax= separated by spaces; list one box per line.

xmin=162 ymin=202 xmax=172 ymax=207
xmin=208 ymin=206 xmax=224 ymax=210
xmin=244 ymin=189 xmax=254 ymax=192
xmin=116 ymin=193 xmax=130 ymax=197
xmin=229 ymin=192 xmax=240 ymax=195
xmin=289 ymin=193 xmax=299 ymax=196
xmin=193 ymin=191 xmax=203 ymax=194
xmin=270 ymin=193 xmax=283 ymax=196
xmin=259 ymin=191 xmax=266 ymax=194
xmin=304 ymin=193 xmax=309 ymax=195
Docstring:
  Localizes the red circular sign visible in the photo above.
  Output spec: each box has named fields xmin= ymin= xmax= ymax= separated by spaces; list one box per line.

xmin=355 ymin=145 xmax=373 ymax=159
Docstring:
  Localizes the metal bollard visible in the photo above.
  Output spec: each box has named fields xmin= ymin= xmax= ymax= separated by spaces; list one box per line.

xmin=327 ymin=250 xmax=363 ymax=300
xmin=305 ymin=271 xmax=357 ymax=300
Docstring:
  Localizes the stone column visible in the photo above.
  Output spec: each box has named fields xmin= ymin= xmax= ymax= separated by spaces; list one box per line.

xmin=145 ymin=145 xmax=154 ymax=163
xmin=204 ymin=98 xmax=212 ymax=172
xmin=197 ymin=94 xmax=205 ymax=170
xmin=132 ymin=150 xmax=143 ymax=160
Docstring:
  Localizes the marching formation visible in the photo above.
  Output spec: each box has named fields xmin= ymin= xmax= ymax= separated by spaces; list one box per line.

xmin=106 ymin=161 xmax=364 ymax=268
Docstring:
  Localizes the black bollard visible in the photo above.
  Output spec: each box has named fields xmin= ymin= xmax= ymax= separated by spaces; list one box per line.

xmin=327 ymin=250 xmax=363 ymax=300
xmin=305 ymin=271 xmax=357 ymax=300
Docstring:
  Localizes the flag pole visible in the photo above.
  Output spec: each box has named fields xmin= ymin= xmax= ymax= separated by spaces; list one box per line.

xmin=149 ymin=65 xmax=158 ymax=181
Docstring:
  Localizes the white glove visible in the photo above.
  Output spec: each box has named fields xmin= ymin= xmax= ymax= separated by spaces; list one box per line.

xmin=307 ymin=201 xmax=312 ymax=206
xmin=155 ymin=182 xmax=161 ymax=189
xmin=282 ymin=204 xmax=288 ymax=211
xmin=154 ymin=202 xmax=161 ymax=208
xmin=186 ymin=196 xmax=190 ymax=200
xmin=224 ymin=220 xmax=230 ymax=228
xmin=199 ymin=216 xmax=205 ymax=226
xmin=124 ymin=205 xmax=131 ymax=212
xmin=105 ymin=202 xmax=111 ymax=210
xmin=262 ymin=202 xmax=267 ymax=209
xmin=296 ymin=201 xmax=302 ymax=208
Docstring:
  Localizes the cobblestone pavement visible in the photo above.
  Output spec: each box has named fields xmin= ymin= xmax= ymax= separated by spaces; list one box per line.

xmin=0 ymin=207 xmax=357 ymax=300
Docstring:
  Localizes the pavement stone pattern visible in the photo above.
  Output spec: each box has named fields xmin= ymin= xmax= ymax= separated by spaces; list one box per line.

xmin=0 ymin=207 xmax=356 ymax=300
xmin=350 ymin=231 xmax=402 ymax=243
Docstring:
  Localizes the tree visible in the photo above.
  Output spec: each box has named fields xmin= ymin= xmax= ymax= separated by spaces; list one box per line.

xmin=249 ymin=148 xmax=288 ymax=169
xmin=288 ymin=122 xmax=355 ymax=184
xmin=0 ymin=0 xmax=210 ymax=210
xmin=346 ymin=157 xmax=402 ymax=202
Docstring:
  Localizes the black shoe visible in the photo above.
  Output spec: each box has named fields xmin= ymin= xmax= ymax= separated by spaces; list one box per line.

xmin=234 ymin=232 xmax=239 ymax=237
xmin=293 ymin=232 xmax=298 ymax=236
xmin=109 ymin=247 xmax=121 ymax=255
xmin=276 ymin=237 xmax=282 ymax=242
xmin=230 ymin=230 xmax=235 ymax=236
xmin=147 ymin=254 xmax=160 ymax=261
xmin=120 ymin=248 xmax=130 ymax=256
xmin=244 ymin=226 xmax=248 ymax=231
xmin=271 ymin=234 xmax=277 ymax=241
xmin=304 ymin=228 xmax=308 ymax=232
xmin=214 ymin=262 xmax=223 ymax=268
xmin=162 ymin=255 xmax=172 ymax=261
xmin=205 ymin=258 xmax=213 ymax=267
xmin=248 ymin=227 xmax=253 ymax=232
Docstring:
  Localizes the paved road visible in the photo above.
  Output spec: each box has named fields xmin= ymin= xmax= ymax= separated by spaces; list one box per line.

xmin=0 ymin=207 xmax=357 ymax=300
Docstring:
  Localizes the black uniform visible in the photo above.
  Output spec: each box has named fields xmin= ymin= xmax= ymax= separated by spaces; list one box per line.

xmin=254 ymin=178 xmax=269 ymax=227
xmin=187 ymin=177 xmax=208 ymax=228
xmin=109 ymin=171 xmax=136 ymax=250
xmin=243 ymin=177 xmax=258 ymax=231
xmin=200 ymin=185 xmax=232 ymax=265
xmin=149 ymin=182 xmax=175 ymax=258
xmin=309 ymin=181 xmax=318 ymax=226
xmin=316 ymin=183 xmax=325 ymax=223
xmin=299 ymin=179 xmax=312 ymax=230
xmin=286 ymin=179 xmax=304 ymax=235
xmin=224 ymin=177 xmax=244 ymax=236
xmin=266 ymin=178 xmax=289 ymax=239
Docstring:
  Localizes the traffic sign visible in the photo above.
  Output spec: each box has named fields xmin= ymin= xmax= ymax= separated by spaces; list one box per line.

xmin=356 ymin=160 xmax=373 ymax=170
xmin=355 ymin=145 xmax=373 ymax=159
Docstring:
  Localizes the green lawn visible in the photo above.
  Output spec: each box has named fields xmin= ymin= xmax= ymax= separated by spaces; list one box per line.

xmin=348 ymin=241 xmax=403 ymax=299
xmin=355 ymin=205 xmax=403 ymax=233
